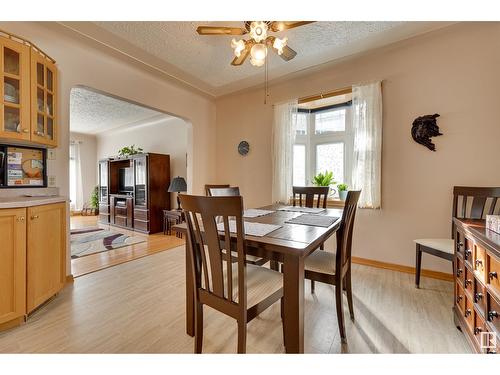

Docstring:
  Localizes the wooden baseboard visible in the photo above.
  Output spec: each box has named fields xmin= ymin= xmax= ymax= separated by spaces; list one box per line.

xmin=351 ymin=256 xmax=453 ymax=282
xmin=65 ymin=274 xmax=74 ymax=283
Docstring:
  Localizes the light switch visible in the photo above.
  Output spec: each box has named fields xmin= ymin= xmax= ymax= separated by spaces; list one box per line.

xmin=48 ymin=176 xmax=56 ymax=187
xmin=47 ymin=149 xmax=56 ymax=160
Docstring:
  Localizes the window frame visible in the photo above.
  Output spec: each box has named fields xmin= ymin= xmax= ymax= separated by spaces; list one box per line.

xmin=293 ymin=104 xmax=353 ymax=193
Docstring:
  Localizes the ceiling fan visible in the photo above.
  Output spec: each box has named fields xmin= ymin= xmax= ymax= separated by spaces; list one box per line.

xmin=196 ymin=21 xmax=314 ymax=67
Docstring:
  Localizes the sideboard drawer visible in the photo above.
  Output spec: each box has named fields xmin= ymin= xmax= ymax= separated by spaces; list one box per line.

xmin=464 ymin=237 xmax=474 ymax=267
xmin=134 ymin=219 xmax=149 ymax=233
xmin=487 ymin=254 xmax=500 ymax=298
xmin=474 ymin=244 xmax=487 ymax=284
xmin=456 ymin=256 xmax=464 ymax=285
xmin=465 ymin=295 xmax=475 ymax=330
xmin=114 ymin=215 xmax=127 ymax=227
xmin=474 ymin=279 xmax=487 ymax=317
xmin=487 ymin=293 xmax=500 ymax=334
xmin=456 ymin=230 xmax=465 ymax=257
xmin=134 ymin=209 xmax=149 ymax=221
xmin=456 ymin=282 xmax=465 ymax=314
xmin=464 ymin=265 xmax=474 ymax=295
xmin=473 ymin=309 xmax=487 ymax=346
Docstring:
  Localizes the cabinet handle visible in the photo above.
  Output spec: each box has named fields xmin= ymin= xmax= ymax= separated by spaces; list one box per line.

xmin=474 ymin=292 xmax=483 ymax=303
xmin=31 ymin=215 xmax=39 ymax=220
xmin=22 ymin=129 xmax=29 ymax=133
xmin=475 ymin=259 xmax=483 ymax=267
xmin=489 ymin=311 xmax=498 ymax=320
xmin=457 ymin=242 xmax=464 ymax=250
xmin=474 ymin=327 xmax=482 ymax=335
xmin=16 ymin=216 xmax=25 ymax=222
xmin=465 ymin=309 xmax=472 ymax=317
xmin=465 ymin=249 xmax=472 ymax=257
xmin=456 ymin=269 xmax=463 ymax=277
xmin=465 ymin=279 xmax=473 ymax=287
xmin=489 ymin=271 xmax=498 ymax=280
xmin=456 ymin=295 xmax=463 ymax=303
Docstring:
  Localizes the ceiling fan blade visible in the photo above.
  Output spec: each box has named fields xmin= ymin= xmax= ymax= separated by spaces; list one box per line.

xmin=196 ymin=26 xmax=247 ymax=35
xmin=231 ymin=42 xmax=252 ymax=66
xmin=270 ymin=21 xmax=315 ymax=32
xmin=278 ymin=45 xmax=297 ymax=61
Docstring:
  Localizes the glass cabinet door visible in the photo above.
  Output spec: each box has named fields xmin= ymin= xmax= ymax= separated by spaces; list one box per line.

xmin=0 ymin=36 xmax=30 ymax=141
xmin=30 ymin=49 xmax=57 ymax=147
xmin=134 ymin=156 xmax=147 ymax=207
xmin=99 ymin=161 xmax=108 ymax=204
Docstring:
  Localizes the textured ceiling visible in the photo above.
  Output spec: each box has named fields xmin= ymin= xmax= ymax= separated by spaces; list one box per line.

xmin=70 ymin=87 xmax=170 ymax=134
xmin=62 ymin=21 xmax=452 ymax=96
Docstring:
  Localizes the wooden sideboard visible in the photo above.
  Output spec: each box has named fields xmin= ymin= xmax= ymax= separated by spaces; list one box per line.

xmin=454 ymin=218 xmax=500 ymax=354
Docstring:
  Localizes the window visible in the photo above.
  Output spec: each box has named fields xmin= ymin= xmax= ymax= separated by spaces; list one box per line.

xmin=292 ymin=102 xmax=352 ymax=196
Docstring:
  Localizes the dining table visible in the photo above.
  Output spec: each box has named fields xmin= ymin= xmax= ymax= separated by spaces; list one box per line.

xmin=173 ymin=203 xmax=343 ymax=354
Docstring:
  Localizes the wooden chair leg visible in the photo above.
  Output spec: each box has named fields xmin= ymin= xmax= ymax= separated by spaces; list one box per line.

xmin=237 ymin=319 xmax=247 ymax=354
xmin=415 ymin=244 xmax=422 ymax=288
xmin=345 ymin=268 xmax=354 ymax=321
xmin=335 ymin=279 xmax=346 ymax=343
xmin=194 ymin=302 xmax=203 ymax=353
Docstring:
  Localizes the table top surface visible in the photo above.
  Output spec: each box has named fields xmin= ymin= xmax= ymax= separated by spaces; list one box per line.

xmin=173 ymin=204 xmax=343 ymax=256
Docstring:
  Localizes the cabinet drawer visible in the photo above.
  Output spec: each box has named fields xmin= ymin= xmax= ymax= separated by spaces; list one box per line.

xmin=487 ymin=293 xmax=500 ymax=334
xmin=456 ymin=282 xmax=465 ymax=313
xmin=464 ymin=237 xmax=473 ymax=267
xmin=474 ymin=279 xmax=487 ymax=317
xmin=114 ymin=216 xmax=127 ymax=227
xmin=487 ymin=254 xmax=500 ymax=298
xmin=473 ymin=309 xmax=487 ymax=346
xmin=456 ymin=231 xmax=465 ymax=257
xmin=134 ymin=219 xmax=149 ymax=233
xmin=474 ymin=244 xmax=487 ymax=284
xmin=134 ymin=209 xmax=149 ymax=221
xmin=464 ymin=265 xmax=474 ymax=295
xmin=465 ymin=295 xmax=475 ymax=330
xmin=99 ymin=205 xmax=109 ymax=214
xmin=115 ymin=206 xmax=127 ymax=216
xmin=456 ymin=256 xmax=464 ymax=285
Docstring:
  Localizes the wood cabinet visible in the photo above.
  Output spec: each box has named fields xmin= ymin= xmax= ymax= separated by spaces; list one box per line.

xmin=0 ymin=31 xmax=58 ymax=148
xmin=27 ymin=202 xmax=66 ymax=312
xmin=454 ymin=218 xmax=499 ymax=354
xmin=0 ymin=202 xmax=66 ymax=331
xmin=0 ymin=208 xmax=26 ymax=326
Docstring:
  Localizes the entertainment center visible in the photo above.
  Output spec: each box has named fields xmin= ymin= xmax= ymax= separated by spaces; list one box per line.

xmin=98 ymin=153 xmax=170 ymax=234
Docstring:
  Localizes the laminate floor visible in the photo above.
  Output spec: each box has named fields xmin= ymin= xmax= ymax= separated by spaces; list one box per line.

xmin=0 ymin=246 xmax=470 ymax=353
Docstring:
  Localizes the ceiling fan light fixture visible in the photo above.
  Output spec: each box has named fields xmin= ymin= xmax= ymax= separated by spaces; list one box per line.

xmin=249 ymin=21 xmax=268 ymax=42
xmin=231 ymin=38 xmax=246 ymax=57
xmin=250 ymin=43 xmax=267 ymax=61
xmin=273 ymin=37 xmax=288 ymax=55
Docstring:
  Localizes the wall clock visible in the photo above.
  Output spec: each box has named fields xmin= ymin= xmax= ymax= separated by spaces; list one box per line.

xmin=238 ymin=141 xmax=250 ymax=156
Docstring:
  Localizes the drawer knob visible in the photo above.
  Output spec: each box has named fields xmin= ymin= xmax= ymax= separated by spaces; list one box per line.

xmin=465 ymin=279 xmax=473 ymax=287
xmin=456 ymin=269 xmax=463 ymax=277
xmin=456 ymin=295 xmax=463 ymax=303
xmin=488 ymin=310 xmax=499 ymax=320
xmin=489 ymin=271 xmax=498 ymax=280
xmin=475 ymin=259 xmax=483 ymax=267
xmin=457 ymin=242 xmax=464 ymax=249
xmin=31 ymin=215 xmax=39 ymax=220
xmin=474 ymin=293 xmax=483 ymax=302
xmin=465 ymin=309 xmax=472 ymax=317
xmin=465 ymin=249 xmax=472 ymax=257
xmin=474 ymin=327 xmax=482 ymax=335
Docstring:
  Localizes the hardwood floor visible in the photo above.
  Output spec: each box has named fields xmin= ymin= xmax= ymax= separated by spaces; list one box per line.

xmin=70 ymin=215 xmax=185 ymax=278
xmin=0 ymin=245 xmax=470 ymax=353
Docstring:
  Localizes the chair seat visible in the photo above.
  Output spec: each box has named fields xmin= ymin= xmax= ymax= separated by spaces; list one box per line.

xmin=305 ymin=250 xmax=336 ymax=275
xmin=224 ymin=264 xmax=283 ymax=307
xmin=414 ymin=238 xmax=454 ymax=254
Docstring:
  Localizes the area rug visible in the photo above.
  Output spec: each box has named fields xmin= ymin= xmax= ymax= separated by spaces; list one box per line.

xmin=70 ymin=227 xmax=146 ymax=258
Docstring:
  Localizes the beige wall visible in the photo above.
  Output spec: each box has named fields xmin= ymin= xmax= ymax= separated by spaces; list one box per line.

xmin=96 ymin=116 xmax=188 ymax=208
xmin=215 ymin=22 xmax=500 ymax=273
xmin=70 ymin=132 xmax=97 ymax=207
xmin=0 ymin=21 xmax=216 ymax=275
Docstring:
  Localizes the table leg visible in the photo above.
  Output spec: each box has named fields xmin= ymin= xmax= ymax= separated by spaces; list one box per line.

xmin=282 ymin=254 xmax=304 ymax=353
xmin=186 ymin=245 xmax=194 ymax=337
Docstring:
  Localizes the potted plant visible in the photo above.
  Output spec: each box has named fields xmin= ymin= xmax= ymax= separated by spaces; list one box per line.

xmin=312 ymin=171 xmax=336 ymax=197
xmin=117 ymin=145 xmax=144 ymax=158
xmin=337 ymin=183 xmax=348 ymax=201
xmin=90 ymin=186 xmax=99 ymax=215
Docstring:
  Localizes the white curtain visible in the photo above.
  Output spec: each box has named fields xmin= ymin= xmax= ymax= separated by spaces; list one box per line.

xmin=272 ymin=100 xmax=298 ymax=203
xmin=69 ymin=142 xmax=84 ymax=211
xmin=352 ymin=81 xmax=383 ymax=208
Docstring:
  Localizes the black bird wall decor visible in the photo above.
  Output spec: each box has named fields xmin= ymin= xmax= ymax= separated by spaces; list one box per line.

xmin=411 ymin=113 xmax=442 ymax=151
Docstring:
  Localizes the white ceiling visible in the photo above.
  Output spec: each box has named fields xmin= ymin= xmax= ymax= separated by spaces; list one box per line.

xmin=70 ymin=87 xmax=170 ymax=134
xmin=61 ymin=21 xmax=452 ymax=96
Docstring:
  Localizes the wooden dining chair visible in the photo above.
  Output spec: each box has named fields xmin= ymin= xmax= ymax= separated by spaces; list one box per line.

xmin=414 ymin=186 xmax=500 ymax=288
xmin=292 ymin=186 xmax=330 ymax=293
xmin=180 ymin=194 xmax=284 ymax=353
xmin=204 ymin=184 xmax=230 ymax=196
xmin=207 ymin=186 xmax=267 ymax=267
xmin=303 ymin=190 xmax=361 ymax=343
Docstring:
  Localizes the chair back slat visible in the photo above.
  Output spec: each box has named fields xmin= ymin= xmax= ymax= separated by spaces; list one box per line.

xmin=180 ymin=194 xmax=247 ymax=307
xmin=292 ymin=186 xmax=330 ymax=208
xmin=209 ymin=187 xmax=240 ymax=197
xmin=470 ymin=197 xmax=487 ymax=219
xmin=336 ymin=191 xmax=361 ymax=271
xmin=205 ymin=184 xmax=230 ymax=196
xmin=488 ymin=197 xmax=498 ymax=215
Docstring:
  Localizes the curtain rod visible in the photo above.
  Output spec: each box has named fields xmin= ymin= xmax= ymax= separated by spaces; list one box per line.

xmin=298 ymin=86 xmax=352 ymax=104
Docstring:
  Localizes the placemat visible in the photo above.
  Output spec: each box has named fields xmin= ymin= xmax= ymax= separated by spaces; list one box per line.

xmin=277 ymin=205 xmax=326 ymax=214
xmin=243 ymin=208 xmax=275 ymax=218
xmin=217 ymin=221 xmax=281 ymax=237
xmin=285 ymin=214 xmax=339 ymax=228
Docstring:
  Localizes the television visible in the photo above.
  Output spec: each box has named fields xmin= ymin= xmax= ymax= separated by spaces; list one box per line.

xmin=119 ymin=167 xmax=134 ymax=193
